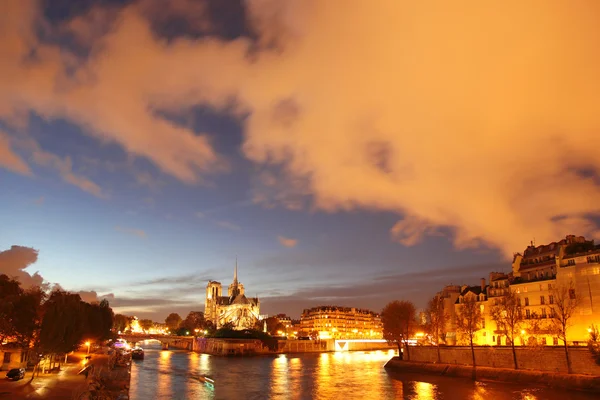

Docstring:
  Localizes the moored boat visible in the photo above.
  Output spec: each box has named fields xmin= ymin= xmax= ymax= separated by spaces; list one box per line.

xmin=132 ymin=347 xmax=144 ymax=360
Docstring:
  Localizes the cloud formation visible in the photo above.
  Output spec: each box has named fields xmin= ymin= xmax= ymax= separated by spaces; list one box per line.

xmin=2 ymin=0 xmax=600 ymax=256
xmin=0 ymin=132 xmax=31 ymax=175
xmin=0 ymin=245 xmax=43 ymax=288
xmin=278 ymin=235 xmax=297 ymax=248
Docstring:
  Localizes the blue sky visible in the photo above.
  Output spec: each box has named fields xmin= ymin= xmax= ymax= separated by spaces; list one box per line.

xmin=1 ymin=0 xmax=599 ymax=320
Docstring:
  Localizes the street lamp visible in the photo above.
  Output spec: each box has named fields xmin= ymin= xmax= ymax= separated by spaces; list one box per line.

xmin=85 ymin=341 xmax=90 ymax=355
xmin=195 ymin=328 xmax=199 ymax=336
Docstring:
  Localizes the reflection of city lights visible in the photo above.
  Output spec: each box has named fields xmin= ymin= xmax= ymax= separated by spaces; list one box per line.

xmin=415 ymin=382 xmax=435 ymax=399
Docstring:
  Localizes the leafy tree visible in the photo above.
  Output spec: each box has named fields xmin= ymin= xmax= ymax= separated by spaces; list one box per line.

xmin=456 ymin=295 xmax=482 ymax=375
xmin=13 ymin=287 xmax=45 ymax=347
xmin=381 ymin=300 xmax=417 ymax=360
xmin=261 ymin=317 xmax=285 ymax=336
xmin=139 ymin=319 xmax=154 ymax=332
xmin=425 ymin=295 xmax=447 ymax=363
xmin=588 ymin=324 xmax=600 ymax=366
xmin=39 ymin=290 xmax=87 ymax=355
xmin=82 ymin=299 xmax=114 ymax=342
xmin=165 ymin=313 xmax=182 ymax=331
xmin=490 ymin=290 xmax=524 ymax=369
xmin=113 ymin=314 xmax=132 ymax=333
xmin=175 ymin=327 xmax=192 ymax=336
xmin=180 ymin=311 xmax=205 ymax=332
xmin=0 ymin=274 xmax=23 ymax=345
xmin=549 ymin=281 xmax=580 ymax=374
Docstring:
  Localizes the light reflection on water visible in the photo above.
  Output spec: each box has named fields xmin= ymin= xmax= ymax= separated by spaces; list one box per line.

xmin=129 ymin=342 xmax=596 ymax=400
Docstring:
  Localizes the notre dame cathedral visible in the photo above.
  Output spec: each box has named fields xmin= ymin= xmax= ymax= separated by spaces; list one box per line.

xmin=204 ymin=262 xmax=260 ymax=329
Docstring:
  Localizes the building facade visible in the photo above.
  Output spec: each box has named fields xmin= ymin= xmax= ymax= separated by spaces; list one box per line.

xmin=300 ymin=306 xmax=383 ymax=340
xmin=204 ymin=264 xmax=260 ymax=330
xmin=441 ymin=235 xmax=600 ymax=347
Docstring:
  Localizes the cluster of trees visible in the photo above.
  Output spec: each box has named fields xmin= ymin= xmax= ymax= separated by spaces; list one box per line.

xmin=381 ymin=281 xmax=584 ymax=376
xmin=164 ymin=311 xmax=212 ymax=335
xmin=0 ymin=274 xmax=114 ymax=374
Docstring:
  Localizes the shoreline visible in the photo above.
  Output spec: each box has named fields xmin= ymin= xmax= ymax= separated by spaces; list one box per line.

xmin=384 ymin=357 xmax=600 ymax=393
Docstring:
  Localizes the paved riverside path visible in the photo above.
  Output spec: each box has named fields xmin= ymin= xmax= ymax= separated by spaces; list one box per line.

xmin=0 ymin=351 xmax=113 ymax=399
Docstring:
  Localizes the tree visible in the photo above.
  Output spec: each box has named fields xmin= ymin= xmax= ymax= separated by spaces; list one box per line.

xmin=12 ymin=287 xmax=45 ymax=347
xmin=139 ymin=319 xmax=154 ymax=332
xmin=113 ymin=314 xmax=132 ymax=333
xmin=588 ymin=324 xmax=600 ymax=366
xmin=381 ymin=300 xmax=417 ymax=360
xmin=180 ymin=311 xmax=205 ymax=332
xmin=0 ymin=274 xmax=23 ymax=345
xmin=455 ymin=295 xmax=482 ymax=375
xmin=490 ymin=290 xmax=524 ymax=369
xmin=425 ymin=295 xmax=447 ymax=363
xmin=39 ymin=291 xmax=87 ymax=356
xmin=549 ymin=281 xmax=580 ymax=374
xmin=82 ymin=299 xmax=114 ymax=342
xmin=262 ymin=317 xmax=285 ymax=336
xmin=165 ymin=313 xmax=182 ymax=331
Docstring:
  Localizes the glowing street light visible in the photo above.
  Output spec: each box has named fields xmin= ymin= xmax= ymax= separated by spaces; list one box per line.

xmin=85 ymin=341 xmax=90 ymax=354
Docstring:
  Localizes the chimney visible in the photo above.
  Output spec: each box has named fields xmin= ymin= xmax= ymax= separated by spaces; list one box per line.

xmin=480 ymin=278 xmax=486 ymax=291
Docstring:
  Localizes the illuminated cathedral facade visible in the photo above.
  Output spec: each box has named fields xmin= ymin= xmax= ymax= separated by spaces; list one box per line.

xmin=204 ymin=263 xmax=260 ymax=329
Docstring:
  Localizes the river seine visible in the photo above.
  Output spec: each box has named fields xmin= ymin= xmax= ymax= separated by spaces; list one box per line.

xmin=129 ymin=341 xmax=597 ymax=399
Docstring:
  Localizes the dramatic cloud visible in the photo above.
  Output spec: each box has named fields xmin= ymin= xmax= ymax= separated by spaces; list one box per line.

xmin=278 ymin=235 xmax=298 ymax=248
xmin=2 ymin=0 xmax=600 ymax=256
xmin=1 ymin=0 xmax=221 ymax=185
xmin=115 ymin=226 xmax=147 ymax=238
xmin=0 ymin=245 xmax=43 ymax=288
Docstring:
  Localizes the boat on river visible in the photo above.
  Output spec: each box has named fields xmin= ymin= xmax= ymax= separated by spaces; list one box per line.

xmin=191 ymin=374 xmax=214 ymax=386
xmin=132 ymin=347 xmax=144 ymax=360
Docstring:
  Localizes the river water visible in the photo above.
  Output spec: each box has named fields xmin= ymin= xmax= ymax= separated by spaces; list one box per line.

xmin=129 ymin=341 xmax=596 ymax=400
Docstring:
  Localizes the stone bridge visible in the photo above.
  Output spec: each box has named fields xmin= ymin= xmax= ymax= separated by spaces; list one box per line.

xmin=118 ymin=334 xmax=194 ymax=350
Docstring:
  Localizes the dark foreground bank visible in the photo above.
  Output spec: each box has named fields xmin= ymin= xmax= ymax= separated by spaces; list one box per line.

xmin=385 ymin=357 xmax=600 ymax=393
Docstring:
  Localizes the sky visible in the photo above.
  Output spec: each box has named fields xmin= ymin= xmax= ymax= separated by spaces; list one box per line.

xmin=1 ymin=0 xmax=600 ymax=320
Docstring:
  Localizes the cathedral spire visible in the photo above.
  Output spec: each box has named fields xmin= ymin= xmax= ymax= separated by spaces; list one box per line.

xmin=234 ymin=256 xmax=238 ymax=285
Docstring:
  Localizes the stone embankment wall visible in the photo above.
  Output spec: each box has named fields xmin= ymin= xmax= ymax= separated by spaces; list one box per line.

xmin=385 ymin=358 xmax=600 ymax=393
xmin=407 ymin=346 xmax=600 ymax=375
xmin=167 ymin=338 xmax=193 ymax=351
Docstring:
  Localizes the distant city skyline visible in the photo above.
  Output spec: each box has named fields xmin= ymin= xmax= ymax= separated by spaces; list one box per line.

xmin=2 ymin=0 xmax=600 ymax=320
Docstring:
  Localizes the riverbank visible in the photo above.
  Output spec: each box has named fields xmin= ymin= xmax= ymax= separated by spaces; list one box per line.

xmin=385 ymin=357 xmax=600 ymax=393
xmin=0 ymin=349 xmax=131 ymax=400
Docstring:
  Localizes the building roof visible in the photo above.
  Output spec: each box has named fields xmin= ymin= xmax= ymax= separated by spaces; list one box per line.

xmin=216 ymin=294 xmax=258 ymax=306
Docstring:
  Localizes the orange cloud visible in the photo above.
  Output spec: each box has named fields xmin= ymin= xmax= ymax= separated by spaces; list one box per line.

xmin=278 ymin=236 xmax=298 ymax=248
xmin=2 ymin=0 xmax=600 ymax=256
xmin=0 ymin=132 xmax=31 ymax=175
